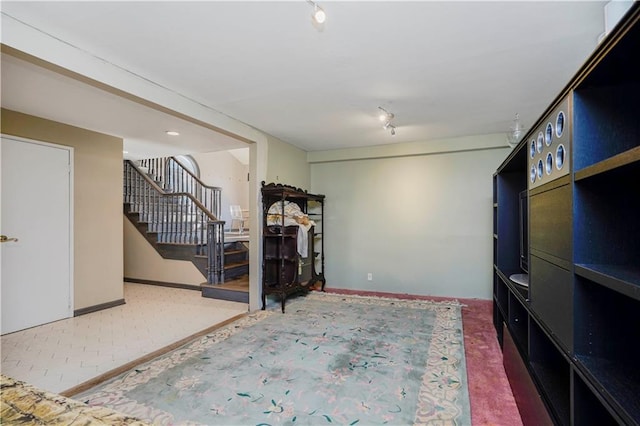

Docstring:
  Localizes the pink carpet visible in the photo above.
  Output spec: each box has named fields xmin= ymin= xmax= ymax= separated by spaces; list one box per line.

xmin=324 ymin=288 xmax=522 ymax=426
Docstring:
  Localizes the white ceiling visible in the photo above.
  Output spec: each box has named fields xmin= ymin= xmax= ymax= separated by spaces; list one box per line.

xmin=1 ymin=53 xmax=249 ymax=160
xmin=1 ymin=1 xmax=609 ymax=155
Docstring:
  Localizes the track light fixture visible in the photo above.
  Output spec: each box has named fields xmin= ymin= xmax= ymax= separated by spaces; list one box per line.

xmin=378 ymin=107 xmax=397 ymax=136
xmin=378 ymin=106 xmax=393 ymax=123
xmin=307 ymin=0 xmax=326 ymax=25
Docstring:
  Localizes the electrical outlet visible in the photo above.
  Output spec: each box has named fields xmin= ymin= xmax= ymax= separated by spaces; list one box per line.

xmin=367 ymin=273 xmax=373 ymax=281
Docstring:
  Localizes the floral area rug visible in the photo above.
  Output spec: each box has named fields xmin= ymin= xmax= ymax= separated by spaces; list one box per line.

xmin=77 ymin=293 xmax=470 ymax=425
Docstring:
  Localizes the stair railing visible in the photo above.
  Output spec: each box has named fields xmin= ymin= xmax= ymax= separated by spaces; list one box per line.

xmin=138 ymin=157 xmax=221 ymax=219
xmin=124 ymin=160 xmax=225 ymax=284
xmin=207 ymin=221 xmax=225 ymax=284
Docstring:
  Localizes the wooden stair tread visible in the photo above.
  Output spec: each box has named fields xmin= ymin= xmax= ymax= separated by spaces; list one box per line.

xmin=225 ymin=249 xmax=248 ymax=255
xmin=202 ymin=276 xmax=248 ymax=292
xmin=156 ymin=242 xmax=205 ymax=246
xmin=224 ymin=261 xmax=249 ymax=269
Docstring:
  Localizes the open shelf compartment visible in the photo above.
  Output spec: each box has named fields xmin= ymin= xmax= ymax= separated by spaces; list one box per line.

xmin=575 ymin=264 xmax=640 ymax=302
xmin=529 ymin=317 xmax=570 ymax=425
xmin=574 ymin=276 xmax=640 ymax=424
xmin=495 ymin=273 xmax=509 ymax=317
xmin=496 ymin=172 xmax=527 ymax=276
xmin=573 ymin=367 xmax=623 ymax=425
xmin=508 ymin=291 xmax=528 ymax=356
xmin=574 ymin=160 xmax=640 ymax=298
xmin=572 ymin=83 xmax=640 ymax=172
xmin=493 ymin=300 xmax=505 ymax=348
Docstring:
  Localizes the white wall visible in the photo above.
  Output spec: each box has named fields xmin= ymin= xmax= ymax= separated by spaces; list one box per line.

xmin=310 ymin=137 xmax=510 ymax=299
xmin=192 ymin=150 xmax=249 ymax=228
xmin=266 ymin=135 xmax=310 ymax=190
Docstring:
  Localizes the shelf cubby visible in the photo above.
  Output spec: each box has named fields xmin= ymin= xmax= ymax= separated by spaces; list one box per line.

xmin=493 ymin=211 xmax=497 ymax=236
xmin=573 ymin=368 xmax=622 ymax=425
xmin=575 ymin=263 xmax=640 ymax=302
xmin=508 ymin=291 xmax=528 ymax=356
xmin=573 ymin=160 xmax=640 ymax=292
xmin=496 ymin=171 xmax=526 ymax=275
xmin=573 ymin=83 xmax=640 ymax=172
xmin=574 ymin=145 xmax=640 ymax=182
xmin=493 ymin=298 xmax=504 ymax=348
xmin=529 ymin=318 xmax=570 ymax=425
xmin=574 ymin=276 xmax=640 ymax=424
xmin=493 ymin=236 xmax=498 ymax=267
xmin=495 ymin=273 xmax=509 ymax=317
xmin=494 ymin=140 xmax=528 ymax=276
xmin=575 ymin=7 xmax=639 ymax=91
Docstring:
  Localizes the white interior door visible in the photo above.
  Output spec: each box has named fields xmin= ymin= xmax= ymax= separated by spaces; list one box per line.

xmin=1 ymin=135 xmax=73 ymax=334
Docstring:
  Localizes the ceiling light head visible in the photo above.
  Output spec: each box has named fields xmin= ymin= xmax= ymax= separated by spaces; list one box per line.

xmin=308 ymin=1 xmax=326 ymax=26
xmin=506 ymin=113 xmax=524 ymax=148
xmin=312 ymin=5 xmax=326 ymax=24
xmin=378 ymin=106 xmax=397 ymax=135
xmin=511 ymin=113 xmax=523 ymax=137
xmin=378 ymin=106 xmax=394 ymax=122
xmin=166 ymin=130 xmax=180 ymax=136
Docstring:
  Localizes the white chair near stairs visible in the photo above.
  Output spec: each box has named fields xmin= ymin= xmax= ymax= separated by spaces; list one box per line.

xmin=230 ymin=205 xmax=248 ymax=234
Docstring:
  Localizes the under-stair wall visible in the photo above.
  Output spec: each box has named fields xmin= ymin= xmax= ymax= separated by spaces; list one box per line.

xmin=123 ymin=217 xmax=207 ymax=288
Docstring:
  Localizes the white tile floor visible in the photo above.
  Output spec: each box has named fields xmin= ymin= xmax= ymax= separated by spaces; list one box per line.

xmin=0 ymin=283 xmax=248 ymax=394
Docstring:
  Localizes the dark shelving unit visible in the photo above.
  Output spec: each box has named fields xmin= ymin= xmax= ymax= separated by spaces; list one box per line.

xmin=261 ymin=182 xmax=325 ymax=313
xmin=493 ymin=4 xmax=640 ymax=424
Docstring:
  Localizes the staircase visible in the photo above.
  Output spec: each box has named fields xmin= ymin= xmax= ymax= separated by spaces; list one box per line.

xmin=201 ymin=241 xmax=250 ymax=302
xmin=123 ymin=158 xmax=249 ymax=302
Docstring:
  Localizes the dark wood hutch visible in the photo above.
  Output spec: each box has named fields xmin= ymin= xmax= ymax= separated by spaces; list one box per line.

xmin=261 ymin=182 xmax=325 ymax=313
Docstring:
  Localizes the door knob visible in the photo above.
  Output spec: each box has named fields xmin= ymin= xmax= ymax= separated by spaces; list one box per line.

xmin=0 ymin=235 xmax=19 ymax=243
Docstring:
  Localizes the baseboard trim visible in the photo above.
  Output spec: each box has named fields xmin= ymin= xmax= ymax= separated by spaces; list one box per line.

xmin=74 ymin=299 xmax=125 ymax=317
xmin=324 ymin=287 xmax=490 ymax=305
xmin=60 ymin=311 xmax=248 ymax=398
xmin=124 ymin=277 xmax=201 ymax=291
